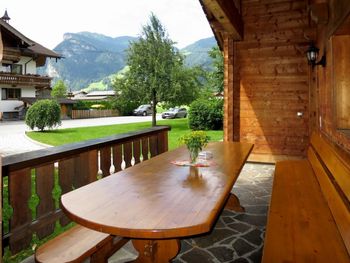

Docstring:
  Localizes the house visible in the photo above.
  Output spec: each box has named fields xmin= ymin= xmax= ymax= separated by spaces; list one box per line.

xmin=0 ymin=11 xmax=61 ymax=120
xmin=72 ymin=90 xmax=116 ymax=101
xmin=1 ymin=1 xmax=350 ymax=262
xmin=200 ymin=0 xmax=350 ymax=162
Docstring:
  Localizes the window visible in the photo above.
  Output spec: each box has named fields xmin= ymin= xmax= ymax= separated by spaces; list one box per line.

xmin=11 ymin=64 xmax=22 ymax=74
xmin=1 ymin=63 xmax=22 ymax=74
xmin=333 ymin=35 xmax=350 ymax=135
xmin=1 ymin=88 xmax=21 ymax=100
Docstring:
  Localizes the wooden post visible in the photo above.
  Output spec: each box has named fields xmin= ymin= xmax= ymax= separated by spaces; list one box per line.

xmin=223 ymin=34 xmax=235 ymax=142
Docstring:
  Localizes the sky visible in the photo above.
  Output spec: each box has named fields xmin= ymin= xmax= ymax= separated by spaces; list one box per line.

xmin=0 ymin=0 xmax=213 ymax=49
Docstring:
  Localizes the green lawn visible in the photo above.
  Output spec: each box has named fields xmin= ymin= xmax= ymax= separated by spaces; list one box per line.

xmin=26 ymin=118 xmax=223 ymax=149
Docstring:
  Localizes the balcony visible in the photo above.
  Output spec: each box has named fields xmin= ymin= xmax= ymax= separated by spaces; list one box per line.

xmin=1 ymin=126 xmax=273 ymax=262
xmin=0 ymin=73 xmax=51 ymax=88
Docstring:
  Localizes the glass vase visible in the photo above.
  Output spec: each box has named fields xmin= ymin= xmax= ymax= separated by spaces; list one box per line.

xmin=189 ymin=148 xmax=199 ymax=164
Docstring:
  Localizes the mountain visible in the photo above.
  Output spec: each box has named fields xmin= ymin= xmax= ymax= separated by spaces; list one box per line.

xmin=181 ymin=37 xmax=217 ymax=70
xmin=44 ymin=33 xmax=217 ymax=91
xmin=44 ymin=32 xmax=137 ymax=91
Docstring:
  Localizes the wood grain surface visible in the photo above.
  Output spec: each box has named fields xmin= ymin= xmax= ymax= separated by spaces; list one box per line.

xmin=61 ymin=142 xmax=253 ymax=239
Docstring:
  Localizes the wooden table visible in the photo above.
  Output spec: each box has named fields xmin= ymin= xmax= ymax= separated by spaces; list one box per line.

xmin=61 ymin=142 xmax=253 ymax=262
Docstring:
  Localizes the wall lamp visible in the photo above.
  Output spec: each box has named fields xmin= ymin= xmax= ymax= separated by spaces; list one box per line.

xmin=306 ymin=43 xmax=326 ymax=67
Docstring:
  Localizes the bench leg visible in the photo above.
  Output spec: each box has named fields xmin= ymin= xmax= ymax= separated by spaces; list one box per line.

xmin=225 ymin=193 xmax=245 ymax=212
xmin=91 ymin=237 xmax=128 ymax=263
xmin=131 ymin=239 xmax=180 ymax=263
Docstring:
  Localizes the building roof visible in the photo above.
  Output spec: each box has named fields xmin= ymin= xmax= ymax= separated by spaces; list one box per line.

xmin=0 ymin=18 xmax=62 ymax=59
xmin=21 ymin=97 xmax=76 ymax=105
xmin=1 ymin=10 xmax=10 ymax=22
xmin=86 ymin=90 xmax=115 ymax=97
xmin=72 ymin=96 xmax=109 ymax=101
xmin=73 ymin=90 xmax=88 ymax=96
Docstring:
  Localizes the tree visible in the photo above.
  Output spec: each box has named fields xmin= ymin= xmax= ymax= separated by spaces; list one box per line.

xmin=51 ymin=80 xmax=68 ymax=98
xmin=207 ymin=46 xmax=224 ymax=93
xmin=25 ymin=99 xmax=61 ymax=131
xmin=113 ymin=13 xmax=203 ymax=125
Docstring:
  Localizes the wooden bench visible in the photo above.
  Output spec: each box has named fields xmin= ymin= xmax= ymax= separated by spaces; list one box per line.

xmin=262 ymin=132 xmax=350 ymax=262
xmin=35 ymin=225 xmax=128 ymax=263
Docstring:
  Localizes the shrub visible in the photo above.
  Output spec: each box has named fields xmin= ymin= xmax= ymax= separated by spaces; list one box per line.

xmin=25 ymin=99 xmax=61 ymax=131
xmin=112 ymin=98 xmax=140 ymax=116
xmin=188 ymin=99 xmax=223 ymax=130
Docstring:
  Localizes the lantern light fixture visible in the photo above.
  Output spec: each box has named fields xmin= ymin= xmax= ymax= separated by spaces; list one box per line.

xmin=306 ymin=43 xmax=326 ymax=67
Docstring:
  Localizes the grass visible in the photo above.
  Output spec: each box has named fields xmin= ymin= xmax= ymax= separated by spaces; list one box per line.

xmin=5 ymin=118 xmax=222 ymax=262
xmin=26 ymin=118 xmax=223 ymax=150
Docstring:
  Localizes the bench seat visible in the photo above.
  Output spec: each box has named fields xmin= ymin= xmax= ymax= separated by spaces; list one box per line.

xmin=35 ymin=225 xmax=128 ymax=263
xmin=262 ymin=132 xmax=350 ymax=262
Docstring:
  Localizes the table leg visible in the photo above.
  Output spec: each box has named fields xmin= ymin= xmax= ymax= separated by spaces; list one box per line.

xmin=225 ymin=193 xmax=245 ymax=212
xmin=131 ymin=239 xmax=180 ymax=263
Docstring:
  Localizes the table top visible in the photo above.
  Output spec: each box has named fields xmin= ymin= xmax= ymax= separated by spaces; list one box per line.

xmin=61 ymin=141 xmax=253 ymax=239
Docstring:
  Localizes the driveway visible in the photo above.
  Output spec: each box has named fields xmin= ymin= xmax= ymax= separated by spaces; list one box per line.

xmin=0 ymin=115 xmax=162 ymax=156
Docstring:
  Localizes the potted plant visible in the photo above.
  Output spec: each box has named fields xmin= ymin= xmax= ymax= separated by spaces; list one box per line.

xmin=179 ymin=131 xmax=210 ymax=163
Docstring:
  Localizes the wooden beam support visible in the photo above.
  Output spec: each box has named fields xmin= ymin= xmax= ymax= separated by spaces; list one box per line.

xmin=223 ymin=34 xmax=234 ymax=142
xmin=202 ymin=0 xmax=243 ymax=40
xmin=310 ymin=3 xmax=329 ymax=25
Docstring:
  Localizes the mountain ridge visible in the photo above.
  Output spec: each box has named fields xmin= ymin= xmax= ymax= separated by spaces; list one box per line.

xmin=44 ymin=32 xmax=216 ymax=91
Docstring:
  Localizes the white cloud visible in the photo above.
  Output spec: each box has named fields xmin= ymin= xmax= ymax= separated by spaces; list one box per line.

xmin=0 ymin=0 xmax=213 ymax=49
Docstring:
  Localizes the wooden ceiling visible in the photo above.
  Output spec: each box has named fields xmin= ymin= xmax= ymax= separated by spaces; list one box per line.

xmin=199 ymin=0 xmax=243 ymax=48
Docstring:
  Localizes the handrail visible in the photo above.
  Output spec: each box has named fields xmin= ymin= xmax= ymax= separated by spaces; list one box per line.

xmin=2 ymin=126 xmax=170 ymax=173
xmin=0 ymin=73 xmax=51 ymax=87
xmin=1 ymin=125 xmax=171 ymax=255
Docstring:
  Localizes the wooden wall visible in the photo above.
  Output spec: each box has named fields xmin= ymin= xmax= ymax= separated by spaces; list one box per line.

xmin=313 ymin=0 xmax=350 ymax=153
xmin=234 ymin=0 xmax=312 ymax=158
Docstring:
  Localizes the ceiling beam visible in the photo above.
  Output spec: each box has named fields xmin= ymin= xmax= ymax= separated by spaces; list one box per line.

xmin=201 ymin=0 xmax=243 ymax=40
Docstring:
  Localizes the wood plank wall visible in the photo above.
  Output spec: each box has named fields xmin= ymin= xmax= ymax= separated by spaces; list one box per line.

xmin=234 ymin=0 xmax=312 ymax=157
xmin=314 ymin=0 xmax=350 ymax=153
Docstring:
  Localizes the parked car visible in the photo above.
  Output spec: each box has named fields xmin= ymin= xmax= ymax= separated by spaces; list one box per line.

xmin=133 ymin=104 xmax=152 ymax=116
xmin=161 ymin=107 xmax=187 ymax=119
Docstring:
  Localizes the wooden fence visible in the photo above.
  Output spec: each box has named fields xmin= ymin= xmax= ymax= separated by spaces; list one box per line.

xmin=71 ymin=109 xmax=119 ymax=119
xmin=1 ymin=126 xmax=170 ymax=255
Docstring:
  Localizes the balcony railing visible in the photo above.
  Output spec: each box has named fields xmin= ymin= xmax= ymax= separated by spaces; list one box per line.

xmin=1 ymin=126 xmax=170 ymax=255
xmin=0 ymin=73 xmax=51 ymax=88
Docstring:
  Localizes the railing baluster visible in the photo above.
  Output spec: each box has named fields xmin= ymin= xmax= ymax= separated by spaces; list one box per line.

xmin=150 ymin=136 xmax=158 ymax=157
xmin=113 ymin=144 xmax=123 ymax=173
xmin=9 ymin=168 xmax=32 ymax=253
xmin=58 ymin=159 xmax=74 ymax=226
xmin=124 ymin=142 xmax=132 ymax=169
xmin=133 ymin=139 xmax=141 ymax=165
xmin=36 ymin=163 xmax=55 ymax=239
xmin=142 ymin=138 xmax=149 ymax=161
xmin=73 ymin=151 xmax=98 ymax=188
xmin=100 ymin=147 xmax=112 ymax=177
xmin=157 ymin=131 xmax=168 ymax=154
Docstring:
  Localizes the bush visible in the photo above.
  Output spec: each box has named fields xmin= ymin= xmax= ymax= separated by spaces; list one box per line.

xmin=188 ymin=99 xmax=223 ymax=130
xmin=25 ymin=99 xmax=61 ymax=131
xmin=112 ymin=98 xmax=140 ymax=116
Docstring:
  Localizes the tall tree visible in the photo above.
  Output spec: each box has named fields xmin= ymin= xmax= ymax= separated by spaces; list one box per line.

xmin=207 ymin=46 xmax=224 ymax=93
xmin=114 ymin=13 xmax=202 ymax=126
xmin=51 ymin=80 xmax=68 ymax=98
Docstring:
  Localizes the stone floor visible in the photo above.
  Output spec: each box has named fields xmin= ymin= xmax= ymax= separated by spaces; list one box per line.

xmin=109 ymin=163 xmax=275 ymax=263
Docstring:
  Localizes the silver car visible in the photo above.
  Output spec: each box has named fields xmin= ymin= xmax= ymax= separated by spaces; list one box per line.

xmin=161 ymin=108 xmax=187 ymax=119
xmin=133 ymin=104 xmax=152 ymax=116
